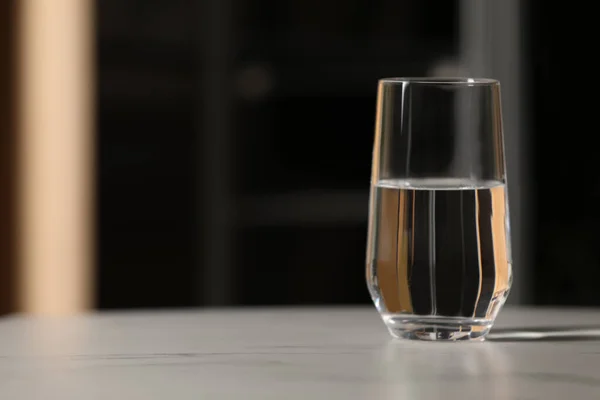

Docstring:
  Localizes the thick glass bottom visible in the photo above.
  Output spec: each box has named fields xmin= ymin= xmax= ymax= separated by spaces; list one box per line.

xmin=383 ymin=314 xmax=493 ymax=342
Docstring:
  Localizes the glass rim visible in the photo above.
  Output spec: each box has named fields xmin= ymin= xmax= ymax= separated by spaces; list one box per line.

xmin=379 ymin=77 xmax=499 ymax=85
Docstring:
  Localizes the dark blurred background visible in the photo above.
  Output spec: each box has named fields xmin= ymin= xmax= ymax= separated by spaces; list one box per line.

xmin=96 ymin=0 xmax=459 ymax=309
xmin=0 ymin=0 xmax=595 ymax=314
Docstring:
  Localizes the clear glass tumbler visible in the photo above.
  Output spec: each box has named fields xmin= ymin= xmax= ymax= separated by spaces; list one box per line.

xmin=366 ymin=78 xmax=512 ymax=341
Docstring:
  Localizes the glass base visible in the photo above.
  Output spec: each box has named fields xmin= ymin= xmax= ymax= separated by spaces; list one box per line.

xmin=383 ymin=314 xmax=493 ymax=342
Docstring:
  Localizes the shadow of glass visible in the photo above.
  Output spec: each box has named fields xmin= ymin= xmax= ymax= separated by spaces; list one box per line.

xmin=487 ymin=326 xmax=600 ymax=342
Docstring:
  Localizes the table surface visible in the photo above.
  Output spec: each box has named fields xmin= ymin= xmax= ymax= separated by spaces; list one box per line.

xmin=1 ymin=306 xmax=600 ymax=399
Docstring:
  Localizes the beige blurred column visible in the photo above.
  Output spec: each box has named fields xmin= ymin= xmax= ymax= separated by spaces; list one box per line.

xmin=17 ymin=0 xmax=95 ymax=315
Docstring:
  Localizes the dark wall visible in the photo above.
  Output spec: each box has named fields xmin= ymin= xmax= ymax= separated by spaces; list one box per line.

xmin=96 ymin=0 xmax=198 ymax=308
xmin=95 ymin=0 xmax=463 ymax=309
xmin=0 ymin=0 xmax=16 ymax=314
xmin=529 ymin=1 xmax=600 ymax=306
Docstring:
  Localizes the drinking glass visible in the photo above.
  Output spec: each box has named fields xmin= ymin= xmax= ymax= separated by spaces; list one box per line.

xmin=366 ymin=78 xmax=512 ymax=341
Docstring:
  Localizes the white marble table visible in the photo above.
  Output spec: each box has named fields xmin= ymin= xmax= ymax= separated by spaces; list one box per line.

xmin=1 ymin=306 xmax=600 ymax=399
